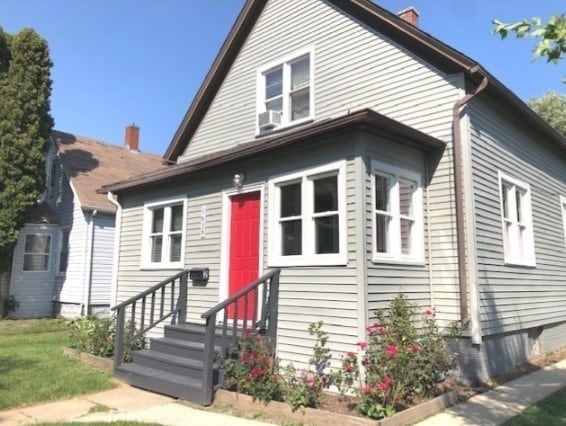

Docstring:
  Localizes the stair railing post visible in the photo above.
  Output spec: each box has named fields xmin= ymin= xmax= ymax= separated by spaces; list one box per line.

xmin=178 ymin=270 xmax=188 ymax=324
xmin=114 ymin=306 xmax=126 ymax=369
xmin=202 ymin=313 xmax=217 ymax=406
xmin=267 ymin=271 xmax=280 ymax=353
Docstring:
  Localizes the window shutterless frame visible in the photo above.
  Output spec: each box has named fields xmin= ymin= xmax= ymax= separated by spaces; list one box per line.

xmin=22 ymin=233 xmax=52 ymax=272
xmin=371 ymin=160 xmax=424 ymax=264
xmin=141 ymin=197 xmax=187 ymax=269
xmin=268 ymin=160 xmax=347 ymax=266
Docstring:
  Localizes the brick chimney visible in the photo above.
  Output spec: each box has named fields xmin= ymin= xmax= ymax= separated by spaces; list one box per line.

xmin=125 ymin=124 xmax=140 ymax=151
xmin=397 ymin=7 xmax=419 ymax=27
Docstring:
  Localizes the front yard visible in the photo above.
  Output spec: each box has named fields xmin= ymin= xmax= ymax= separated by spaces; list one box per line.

xmin=0 ymin=318 xmax=116 ymax=410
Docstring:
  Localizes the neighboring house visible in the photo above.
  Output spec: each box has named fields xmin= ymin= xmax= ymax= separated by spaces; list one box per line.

xmin=9 ymin=127 xmax=162 ymax=318
xmin=101 ymin=0 xmax=566 ymax=396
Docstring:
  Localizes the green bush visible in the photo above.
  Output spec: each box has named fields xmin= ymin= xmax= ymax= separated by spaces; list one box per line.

xmin=68 ymin=315 xmax=145 ymax=362
xmin=2 ymin=295 xmax=19 ymax=318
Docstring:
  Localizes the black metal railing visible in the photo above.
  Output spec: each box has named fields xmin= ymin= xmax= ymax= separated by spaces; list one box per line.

xmin=111 ymin=269 xmax=189 ymax=368
xmin=200 ymin=268 xmax=281 ymax=405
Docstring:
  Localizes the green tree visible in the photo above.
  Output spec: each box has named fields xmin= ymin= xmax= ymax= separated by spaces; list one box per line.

xmin=0 ymin=27 xmax=53 ymax=311
xmin=493 ymin=14 xmax=566 ymax=81
xmin=528 ymin=91 xmax=566 ymax=137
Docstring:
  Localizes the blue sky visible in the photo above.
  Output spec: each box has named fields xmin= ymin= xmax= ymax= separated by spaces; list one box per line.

xmin=0 ymin=1 xmax=564 ymax=155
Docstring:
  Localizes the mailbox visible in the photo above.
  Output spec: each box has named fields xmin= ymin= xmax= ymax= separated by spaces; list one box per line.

xmin=189 ymin=267 xmax=209 ymax=281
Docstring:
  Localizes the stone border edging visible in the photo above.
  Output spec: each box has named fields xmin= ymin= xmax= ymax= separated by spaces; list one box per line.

xmin=62 ymin=347 xmax=114 ymax=371
xmin=214 ymin=389 xmax=458 ymax=426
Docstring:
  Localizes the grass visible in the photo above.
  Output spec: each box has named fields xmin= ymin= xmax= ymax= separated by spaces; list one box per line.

xmin=0 ymin=318 xmax=116 ymax=410
xmin=505 ymin=386 xmax=566 ymax=425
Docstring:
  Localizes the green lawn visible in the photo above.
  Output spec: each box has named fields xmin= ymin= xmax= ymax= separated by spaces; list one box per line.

xmin=0 ymin=318 xmax=116 ymax=410
xmin=505 ymin=386 xmax=566 ymax=425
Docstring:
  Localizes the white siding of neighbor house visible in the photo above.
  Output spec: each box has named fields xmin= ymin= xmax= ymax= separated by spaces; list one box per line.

xmin=117 ymin=136 xmax=362 ymax=367
xmin=90 ymin=213 xmax=115 ymax=305
xmin=177 ymin=0 xmax=463 ymax=325
xmin=468 ymin=95 xmax=566 ymax=336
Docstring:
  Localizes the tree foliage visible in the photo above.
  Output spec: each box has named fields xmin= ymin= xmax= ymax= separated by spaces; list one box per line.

xmin=528 ymin=91 xmax=566 ymax=137
xmin=0 ymin=27 xmax=53 ymax=272
xmin=493 ymin=14 xmax=566 ymax=81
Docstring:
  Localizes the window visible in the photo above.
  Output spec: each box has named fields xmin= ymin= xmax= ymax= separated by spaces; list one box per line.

xmin=23 ymin=234 xmax=51 ymax=271
xmin=257 ymin=48 xmax=313 ymax=132
xmin=498 ymin=172 xmax=535 ymax=266
xmin=142 ymin=199 xmax=186 ymax=268
xmin=48 ymin=160 xmax=60 ymax=199
xmin=372 ymin=161 xmax=423 ymax=263
xmin=562 ymin=196 xmax=566 ymax=251
xmin=59 ymin=228 xmax=70 ymax=273
xmin=268 ymin=161 xmax=346 ymax=266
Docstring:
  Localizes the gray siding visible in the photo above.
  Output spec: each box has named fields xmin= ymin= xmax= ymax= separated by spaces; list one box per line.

xmin=178 ymin=0 xmax=462 ymax=325
xmin=117 ymin=136 xmax=361 ymax=367
xmin=469 ymin=95 xmax=566 ymax=336
xmin=90 ymin=213 xmax=115 ymax=305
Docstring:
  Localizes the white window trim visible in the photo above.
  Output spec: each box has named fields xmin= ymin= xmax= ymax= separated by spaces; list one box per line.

xmin=497 ymin=171 xmax=536 ymax=267
xmin=141 ymin=197 xmax=187 ymax=270
xmin=256 ymin=46 xmax=315 ymax=135
xmin=268 ymin=160 xmax=347 ymax=267
xmin=22 ymin=233 xmax=52 ymax=273
xmin=371 ymin=160 xmax=424 ymax=264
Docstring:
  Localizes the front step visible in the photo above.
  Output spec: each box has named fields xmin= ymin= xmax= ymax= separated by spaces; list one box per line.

xmin=116 ymin=322 xmax=236 ymax=405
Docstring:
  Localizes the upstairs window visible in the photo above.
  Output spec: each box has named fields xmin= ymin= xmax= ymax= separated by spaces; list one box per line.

xmin=23 ymin=234 xmax=51 ymax=271
xmin=257 ymin=48 xmax=313 ymax=133
xmin=372 ymin=161 xmax=423 ymax=263
xmin=498 ymin=172 xmax=535 ymax=266
xmin=142 ymin=198 xmax=186 ymax=269
xmin=268 ymin=161 xmax=346 ymax=266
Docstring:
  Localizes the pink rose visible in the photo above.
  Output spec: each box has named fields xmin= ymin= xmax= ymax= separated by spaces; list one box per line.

xmin=386 ymin=344 xmax=397 ymax=358
xmin=357 ymin=341 xmax=368 ymax=350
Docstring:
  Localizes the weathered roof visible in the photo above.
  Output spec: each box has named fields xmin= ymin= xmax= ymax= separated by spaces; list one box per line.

xmin=52 ymin=130 xmax=164 ymax=213
xmin=162 ymin=0 xmax=566 ymax=163
xmin=100 ymin=108 xmax=445 ymax=194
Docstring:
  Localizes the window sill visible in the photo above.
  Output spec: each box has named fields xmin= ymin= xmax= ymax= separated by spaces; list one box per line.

xmin=372 ymin=256 xmax=425 ymax=267
xmin=140 ymin=264 xmax=185 ymax=271
xmin=268 ymin=254 xmax=347 ymax=267
xmin=503 ymin=258 xmax=537 ymax=268
xmin=255 ymin=117 xmax=314 ymax=138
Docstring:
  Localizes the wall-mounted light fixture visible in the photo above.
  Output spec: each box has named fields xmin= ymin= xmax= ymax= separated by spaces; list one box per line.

xmin=232 ymin=173 xmax=245 ymax=189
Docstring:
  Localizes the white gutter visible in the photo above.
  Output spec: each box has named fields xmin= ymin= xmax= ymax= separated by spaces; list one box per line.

xmin=107 ymin=192 xmax=122 ymax=306
xmin=83 ymin=209 xmax=97 ymax=315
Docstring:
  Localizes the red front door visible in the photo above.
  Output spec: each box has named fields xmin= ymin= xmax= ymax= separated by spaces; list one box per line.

xmin=228 ymin=191 xmax=260 ymax=321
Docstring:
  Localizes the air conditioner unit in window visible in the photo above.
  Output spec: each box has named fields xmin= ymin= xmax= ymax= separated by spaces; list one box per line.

xmin=258 ymin=110 xmax=282 ymax=130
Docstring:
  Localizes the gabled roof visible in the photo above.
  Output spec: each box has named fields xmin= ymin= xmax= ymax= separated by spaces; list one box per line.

xmin=52 ymin=130 xmax=164 ymax=213
xmin=26 ymin=201 xmax=58 ymax=225
xmin=162 ymin=0 xmax=566 ymax=163
xmin=100 ymin=108 xmax=445 ymax=194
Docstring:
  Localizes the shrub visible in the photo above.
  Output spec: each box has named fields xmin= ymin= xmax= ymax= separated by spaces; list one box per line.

xmin=2 ymin=295 xmax=19 ymax=318
xmin=221 ymin=329 xmax=281 ymax=403
xmin=283 ymin=321 xmax=332 ymax=410
xmin=336 ymin=295 xmax=453 ymax=420
xmin=68 ymin=315 xmax=145 ymax=362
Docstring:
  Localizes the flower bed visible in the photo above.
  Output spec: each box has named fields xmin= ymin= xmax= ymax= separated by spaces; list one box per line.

xmin=62 ymin=346 xmax=114 ymax=370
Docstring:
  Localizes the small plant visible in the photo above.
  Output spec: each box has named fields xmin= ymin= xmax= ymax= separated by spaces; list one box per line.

xmin=283 ymin=321 xmax=332 ymax=410
xmin=68 ymin=315 xmax=145 ymax=362
xmin=221 ymin=329 xmax=281 ymax=403
xmin=336 ymin=295 xmax=453 ymax=420
xmin=2 ymin=295 xmax=19 ymax=318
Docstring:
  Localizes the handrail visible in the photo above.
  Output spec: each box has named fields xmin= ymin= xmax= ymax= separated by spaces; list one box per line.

xmin=112 ymin=269 xmax=189 ymax=368
xmin=200 ymin=268 xmax=280 ymax=405
xmin=201 ymin=269 xmax=281 ymax=320
xmin=111 ymin=270 xmax=188 ymax=311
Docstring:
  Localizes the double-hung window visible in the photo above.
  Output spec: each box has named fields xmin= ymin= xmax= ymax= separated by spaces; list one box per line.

xmin=257 ymin=48 xmax=313 ymax=132
xmin=372 ymin=161 xmax=423 ymax=263
xmin=498 ymin=172 xmax=535 ymax=266
xmin=269 ymin=161 xmax=346 ymax=266
xmin=23 ymin=234 xmax=51 ymax=271
xmin=142 ymin=199 xmax=186 ymax=269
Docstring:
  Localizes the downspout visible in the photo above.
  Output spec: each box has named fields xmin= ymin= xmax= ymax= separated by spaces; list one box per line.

xmin=83 ymin=209 xmax=97 ymax=315
xmin=108 ymin=192 xmax=122 ymax=306
xmin=452 ymin=65 xmax=488 ymax=326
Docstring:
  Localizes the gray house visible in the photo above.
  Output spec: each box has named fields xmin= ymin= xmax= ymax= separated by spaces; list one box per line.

xmin=101 ymin=0 xmax=566 ymax=399
xmin=9 ymin=127 xmax=161 ymax=318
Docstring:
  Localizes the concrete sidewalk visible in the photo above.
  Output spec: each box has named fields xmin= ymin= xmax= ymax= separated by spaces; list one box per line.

xmin=2 ymin=359 xmax=566 ymax=426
